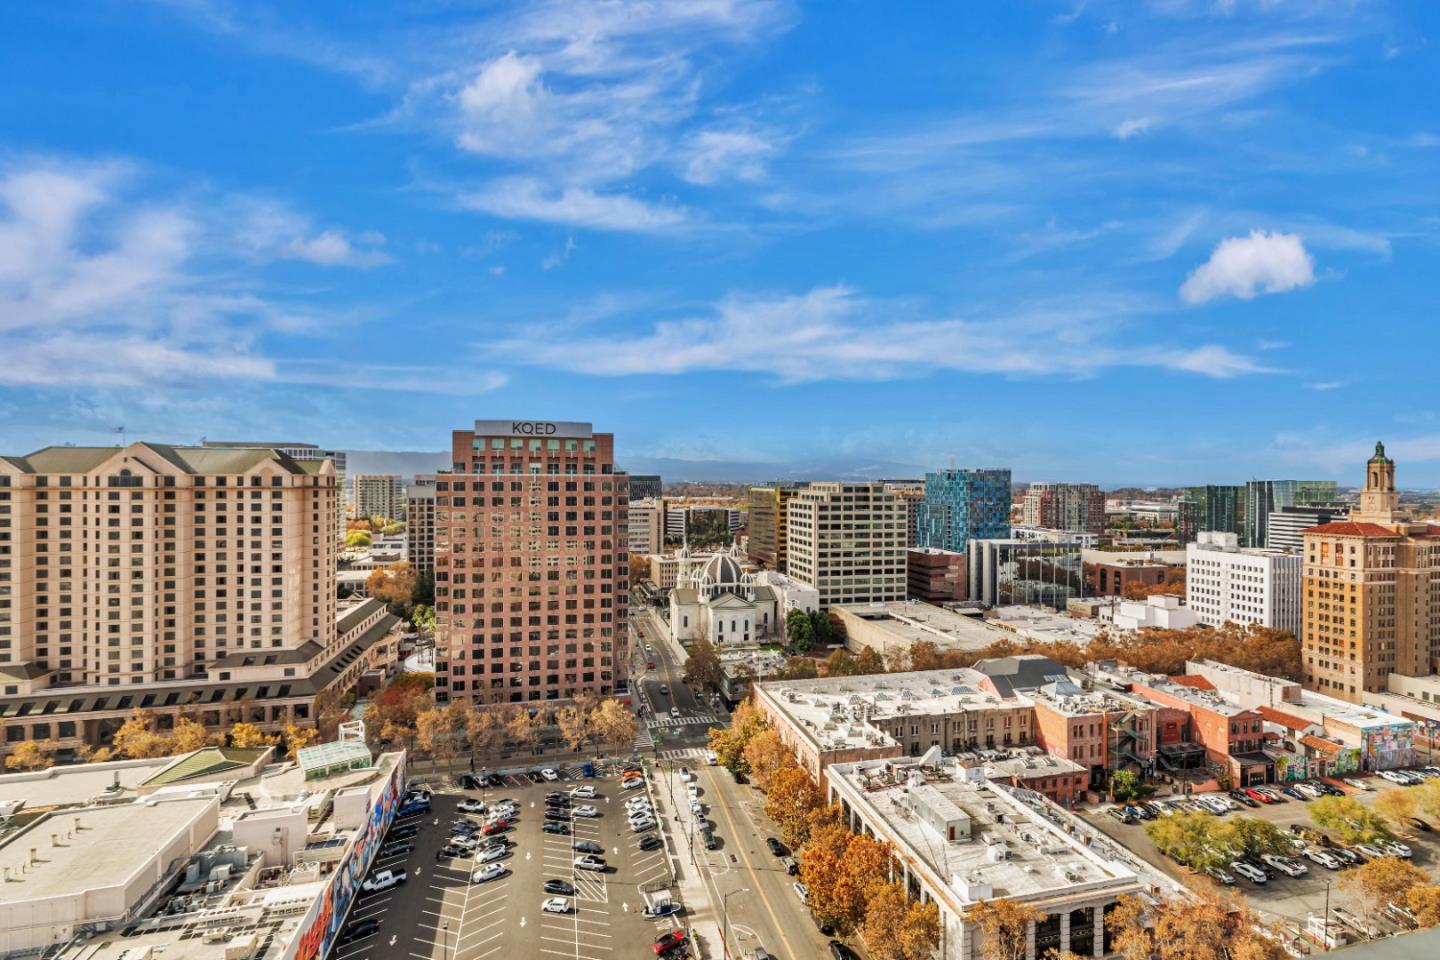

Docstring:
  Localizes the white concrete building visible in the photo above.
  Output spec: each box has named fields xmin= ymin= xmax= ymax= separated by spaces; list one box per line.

xmin=1106 ymin=594 xmax=1200 ymax=631
xmin=627 ymin=497 xmax=665 ymax=555
xmin=669 ymin=547 xmax=781 ymax=646
xmin=1185 ymin=531 xmax=1302 ymax=635
xmin=825 ymin=755 xmax=1154 ymax=960
xmin=786 ymin=482 xmax=907 ymax=607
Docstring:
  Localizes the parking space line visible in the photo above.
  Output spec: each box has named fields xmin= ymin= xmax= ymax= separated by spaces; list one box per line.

xmin=538 ymin=950 xmax=608 ymax=960
xmin=421 ymin=908 xmax=464 ymax=921
xmin=349 ymin=904 xmax=389 ymax=922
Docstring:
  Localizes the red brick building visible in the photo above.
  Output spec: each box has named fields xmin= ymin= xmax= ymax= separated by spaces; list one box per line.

xmin=433 ymin=420 xmax=628 ymax=705
xmin=1088 ymin=559 xmax=1169 ymax=597
xmin=907 ymin=547 xmax=967 ymax=602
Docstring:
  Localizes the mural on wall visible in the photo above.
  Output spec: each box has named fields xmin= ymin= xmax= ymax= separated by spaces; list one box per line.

xmin=1330 ymin=746 xmax=1361 ymax=775
xmin=1363 ymin=722 xmax=1416 ymax=772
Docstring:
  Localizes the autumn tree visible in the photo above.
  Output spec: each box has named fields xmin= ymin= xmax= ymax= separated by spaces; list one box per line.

xmin=824 ymin=648 xmax=858 ymax=676
xmin=4 ymin=739 xmax=58 ymax=771
xmin=771 ymin=656 xmax=819 ymax=681
xmin=1407 ymin=884 xmax=1440 ymax=927
xmin=314 ymin=685 xmax=353 ymax=742
xmin=506 ymin=708 xmax=544 ymax=755
xmin=629 ymin=554 xmax=652 ymax=585
xmin=465 ymin=705 xmax=506 ymax=759
xmin=111 ymin=709 xmax=173 ymax=759
xmin=708 ymin=698 xmax=766 ymax=773
xmin=591 ymin=698 xmax=637 ymax=753
xmin=970 ymin=898 xmax=1045 ymax=960
xmin=362 ymin=672 xmax=433 ymax=746
xmin=417 ymin=702 xmax=471 ymax=770
xmin=742 ymin=728 xmax=791 ymax=792
xmin=828 ymin=832 xmax=894 ymax=934
xmin=284 ymin=723 xmax=322 ymax=756
xmin=345 ymin=529 xmax=372 ymax=549
xmin=555 ymin=705 xmax=590 ymax=753
xmin=367 ymin=562 xmax=418 ymax=613
xmin=862 ymin=881 xmax=940 ymax=960
xmin=1410 ymin=779 xmax=1440 ymax=822
xmin=1310 ymin=795 xmax=1392 ymax=844
xmin=765 ymin=764 xmax=824 ymax=848
xmin=1145 ymin=811 xmax=1220 ymax=870
xmin=1108 ymin=892 xmax=1283 ymax=960
xmin=229 ymin=722 xmax=278 ymax=749
xmin=682 ymin=636 xmax=724 ymax=691
xmin=1372 ymin=787 xmax=1420 ymax=826
xmin=799 ymin=820 xmax=856 ymax=932
xmin=169 ymin=716 xmax=216 ymax=753
xmin=1341 ymin=856 xmax=1428 ymax=924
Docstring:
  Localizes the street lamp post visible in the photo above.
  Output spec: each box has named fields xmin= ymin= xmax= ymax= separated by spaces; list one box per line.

xmin=1323 ymin=879 xmax=1332 ymax=951
xmin=443 ymin=921 xmax=451 ymax=960
xmin=722 ymin=887 xmax=750 ymax=960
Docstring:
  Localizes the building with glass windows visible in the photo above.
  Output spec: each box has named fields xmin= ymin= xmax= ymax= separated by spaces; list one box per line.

xmin=967 ymin=538 xmax=1085 ymax=610
xmin=1177 ymin=484 xmax=1243 ymax=543
xmin=1243 ymin=479 xmax=1339 ymax=547
xmin=915 ymin=468 xmax=1012 ymax=553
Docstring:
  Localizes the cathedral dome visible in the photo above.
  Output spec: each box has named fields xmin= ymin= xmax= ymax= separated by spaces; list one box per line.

xmin=699 ymin=552 xmax=743 ymax=587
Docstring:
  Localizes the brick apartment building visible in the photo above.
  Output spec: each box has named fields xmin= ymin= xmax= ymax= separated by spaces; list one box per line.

xmin=432 ymin=420 xmax=628 ymax=705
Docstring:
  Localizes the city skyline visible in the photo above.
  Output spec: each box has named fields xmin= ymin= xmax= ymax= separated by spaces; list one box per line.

xmin=2 ymin=2 xmax=1439 ymax=484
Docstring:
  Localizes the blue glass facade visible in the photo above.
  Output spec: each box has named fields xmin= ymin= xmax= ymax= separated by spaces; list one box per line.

xmin=916 ymin=468 xmax=1012 ymax=552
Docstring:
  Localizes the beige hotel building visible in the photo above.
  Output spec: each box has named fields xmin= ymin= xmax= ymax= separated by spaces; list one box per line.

xmin=433 ymin=420 xmax=629 ymax=705
xmin=0 ymin=443 xmax=387 ymax=761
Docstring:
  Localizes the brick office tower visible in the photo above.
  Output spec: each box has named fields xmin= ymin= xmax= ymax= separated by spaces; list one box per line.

xmin=1303 ymin=442 xmax=1440 ymax=702
xmin=433 ymin=420 xmax=628 ymax=705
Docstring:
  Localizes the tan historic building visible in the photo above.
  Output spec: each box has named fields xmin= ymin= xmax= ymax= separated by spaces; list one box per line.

xmin=1302 ymin=443 xmax=1440 ymax=702
xmin=0 ymin=442 xmax=379 ymax=760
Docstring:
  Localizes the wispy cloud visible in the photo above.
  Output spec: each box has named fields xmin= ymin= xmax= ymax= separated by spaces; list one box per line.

xmin=231 ymin=198 xmax=391 ymax=267
xmin=457 ymin=178 xmax=687 ymax=233
xmin=488 ymin=285 xmax=1274 ymax=383
xmin=1180 ymin=229 xmax=1316 ymax=303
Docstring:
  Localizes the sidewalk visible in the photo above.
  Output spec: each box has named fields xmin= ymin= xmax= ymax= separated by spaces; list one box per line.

xmin=649 ymin=759 xmax=720 ymax=960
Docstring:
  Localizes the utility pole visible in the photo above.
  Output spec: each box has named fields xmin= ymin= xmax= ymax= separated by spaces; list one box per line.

xmin=722 ymin=888 xmax=750 ymax=960
xmin=1323 ymin=878 xmax=1332 ymax=951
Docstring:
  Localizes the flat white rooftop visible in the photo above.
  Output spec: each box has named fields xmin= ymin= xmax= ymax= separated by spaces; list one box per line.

xmin=987 ymin=606 xmax=1105 ymax=645
xmin=0 ymin=757 xmax=176 ymax=809
xmin=834 ymin=600 xmax=1009 ymax=651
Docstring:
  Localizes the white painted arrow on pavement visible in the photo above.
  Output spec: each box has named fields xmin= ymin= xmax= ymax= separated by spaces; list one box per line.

xmin=519 ymin=916 xmax=527 ymax=928
xmin=526 ymin=850 xmax=532 ymax=861
xmin=389 ymin=935 xmax=397 ymax=947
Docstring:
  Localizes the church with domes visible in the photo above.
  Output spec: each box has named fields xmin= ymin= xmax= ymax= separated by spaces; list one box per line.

xmin=667 ymin=544 xmax=818 ymax=646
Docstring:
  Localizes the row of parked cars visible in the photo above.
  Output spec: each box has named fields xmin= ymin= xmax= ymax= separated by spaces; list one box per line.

xmin=1106 ymin=779 xmax=1357 ymax=824
xmin=1378 ymin=766 xmax=1440 ymax=786
xmin=1208 ymin=828 xmax=1414 ymax=887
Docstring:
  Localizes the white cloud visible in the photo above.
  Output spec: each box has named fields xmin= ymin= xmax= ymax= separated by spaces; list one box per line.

xmin=683 ymin=129 xmax=777 ymax=184
xmin=458 ymin=178 xmax=686 ymax=232
xmin=1179 ymin=229 xmax=1315 ymax=303
xmin=1307 ymin=380 xmax=1344 ymax=391
xmin=1115 ymin=117 xmax=1153 ymax=139
xmin=488 ymin=284 xmax=1273 ymax=383
xmin=542 ymin=235 xmax=576 ymax=270
xmin=232 ymin=198 xmax=391 ymax=267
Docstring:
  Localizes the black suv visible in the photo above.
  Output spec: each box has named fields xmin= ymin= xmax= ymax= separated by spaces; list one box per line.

xmin=829 ymin=941 xmax=860 ymax=960
xmin=379 ymin=840 xmax=414 ymax=858
xmin=545 ymin=809 xmax=571 ymax=822
xmin=766 ymin=837 xmax=787 ymax=857
xmin=342 ymin=918 xmax=380 ymax=943
xmin=544 ymin=879 xmax=575 ymax=895
xmin=387 ymin=825 xmax=419 ymax=842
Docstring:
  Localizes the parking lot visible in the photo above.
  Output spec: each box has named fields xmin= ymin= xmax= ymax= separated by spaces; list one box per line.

xmin=331 ymin=765 xmax=690 ymax=960
xmin=1085 ymin=775 xmax=1440 ymax=946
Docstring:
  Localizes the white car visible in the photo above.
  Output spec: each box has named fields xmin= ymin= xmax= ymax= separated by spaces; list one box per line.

xmin=1355 ymin=843 xmax=1388 ymax=859
xmin=458 ymin=799 xmax=488 ymax=813
xmin=622 ymin=777 xmax=646 ymax=790
xmin=574 ymin=855 xmax=606 ymax=871
xmin=690 ymin=800 xmax=704 ymax=815
xmin=1295 ymin=783 xmax=1322 ymax=799
xmin=570 ymin=785 xmax=596 ymax=799
xmin=1343 ymin=777 xmax=1371 ymax=791
xmin=704 ymin=750 xmax=718 ymax=766
xmin=686 ymin=784 xmax=699 ymax=801
xmin=573 ymin=805 xmax=599 ymax=818
xmin=630 ymin=816 xmax=657 ymax=832
xmin=472 ymin=864 xmax=507 ymax=883
xmin=541 ymin=768 xmax=559 ymax=782
xmin=1305 ymin=849 xmax=1343 ymax=870
xmin=626 ymin=797 xmax=653 ymax=811
xmin=793 ymin=881 xmax=810 ymax=904
xmin=1261 ymin=854 xmax=1307 ymax=877
xmin=478 ymin=845 xmax=508 ymax=864
xmin=1380 ymin=840 xmax=1413 ymax=859
xmin=679 ymin=767 xmax=693 ymax=782
xmin=1231 ymin=861 xmax=1267 ymax=884
xmin=541 ymin=897 xmax=572 ymax=914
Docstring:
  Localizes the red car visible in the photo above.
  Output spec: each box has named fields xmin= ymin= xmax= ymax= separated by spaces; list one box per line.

xmin=1244 ymin=788 xmax=1272 ymax=805
xmin=482 ymin=819 xmax=509 ymax=835
xmin=647 ymin=661 xmax=655 ymax=670
xmin=653 ymin=931 xmax=687 ymax=955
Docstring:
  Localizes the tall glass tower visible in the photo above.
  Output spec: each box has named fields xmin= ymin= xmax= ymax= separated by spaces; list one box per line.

xmin=916 ymin=468 xmax=1012 ymax=552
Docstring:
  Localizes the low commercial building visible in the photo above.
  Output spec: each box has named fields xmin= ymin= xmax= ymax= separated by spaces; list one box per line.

xmin=825 ymin=755 xmax=1148 ymax=960
xmin=1185 ymin=531 xmax=1301 ymax=635
xmin=950 ymin=748 xmax=1089 ymax=806
xmin=968 ymin=538 xmax=1085 ymax=610
xmin=908 ymin=547 xmax=967 ymax=602
xmin=1087 ymin=558 xmax=1170 ymax=598
xmin=833 ymin=600 xmax=1009 ymax=664
xmin=985 ymin=606 xmax=1105 ymax=647
xmin=1187 ymin=659 xmax=1417 ymax=773
xmin=0 ymin=735 xmax=407 ymax=960
xmin=1104 ymin=594 xmax=1200 ymax=631
xmin=753 ymin=668 xmax=1035 ymax=786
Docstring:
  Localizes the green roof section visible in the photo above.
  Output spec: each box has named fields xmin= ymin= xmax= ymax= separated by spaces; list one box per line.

xmin=298 ymin=739 xmax=373 ymax=780
xmin=142 ymin=746 xmax=271 ymax=787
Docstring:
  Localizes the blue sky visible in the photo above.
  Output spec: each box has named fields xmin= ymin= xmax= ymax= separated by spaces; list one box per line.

xmin=1 ymin=1 xmax=1437 ymax=486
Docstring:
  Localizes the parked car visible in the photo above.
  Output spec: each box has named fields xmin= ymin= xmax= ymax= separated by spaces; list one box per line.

xmin=477 ymin=846 xmax=508 ymax=864
xmin=643 ymin=901 xmax=681 ymax=919
xmin=457 ymin=798 xmax=487 ymax=813
xmin=379 ymin=840 xmax=414 ymax=858
xmin=781 ymin=856 xmax=799 ymax=876
xmin=1205 ymin=866 xmax=1236 ymax=885
xmin=630 ymin=816 xmax=657 ymax=832
xmin=1355 ymin=844 xmax=1389 ymax=860
xmin=472 ymin=864 xmax=507 ymax=883
xmin=542 ymin=822 xmax=571 ymax=835
xmin=1379 ymin=840 xmax=1413 ymax=859
xmin=386 ymin=824 xmax=418 ymax=842
xmin=622 ymin=777 xmax=646 ymax=790
xmin=544 ymin=809 xmax=571 ymax=822
xmin=829 ymin=941 xmax=861 ymax=960
xmin=574 ymin=855 xmax=607 ymax=872
xmin=482 ymin=820 xmax=509 ymax=836
xmin=573 ymin=805 xmax=599 ymax=817
xmin=542 ymin=897 xmax=571 ymax=914
xmin=574 ymin=840 xmax=604 ymax=854
xmin=1330 ymin=847 xmax=1362 ymax=866
xmin=341 ymin=918 xmax=381 ymax=943
xmin=1231 ymin=861 xmax=1268 ymax=884
xmin=1261 ymin=854 xmax=1307 ymax=877
xmin=1106 ymin=807 xmax=1135 ymax=824
xmin=1280 ymin=786 xmax=1307 ymax=801
xmin=702 ymin=829 xmax=718 ymax=850
xmin=1230 ymin=790 xmax=1260 ymax=808
xmin=640 ymin=834 xmax=664 ymax=852
xmin=545 ymin=792 xmax=570 ymax=806
xmin=544 ymin=879 xmax=575 ymax=895
xmin=766 ymin=837 xmax=788 ymax=857
xmin=793 ymin=881 xmax=810 ymax=904
xmin=1407 ymin=818 xmax=1432 ymax=832
xmin=653 ymin=931 xmax=687 ymax=955
xmin=361 ymin=868 xmax=407 ymax=892
xmin=1244 ymin=788 xmax=1272 ymax=804
xmin=570 ymin=785 xmax=597 ymax=799
xmin=1305 ymin=849 xmax=1343 ymax=870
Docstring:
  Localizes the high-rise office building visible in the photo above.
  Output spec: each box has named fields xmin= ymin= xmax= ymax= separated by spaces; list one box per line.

xmin=786 ymin=482 xmax=906 ymax=607
xmin=626 ymin=497 xmax=665 ymax=555
xmin=0 ymin=442 xmax=345 ymax=756
xmin=1185 ymin=531 xmax=1302 ymax=636
xmin=746 ymin=484 xmax=799 ymax=572
xmin=1267 ymin=504 xmax=1348 ymax=552
xmin=1302 ymin=443 xmax=1440 ymax=702
xmin=433 ymin=419 xmax=627 ymax=705
xmin=205 ymin=440 xmax=346 ymax=530
xmin=1020 ymin=482 xmax=1106 ymax=535
xmin=352 ymin=474 xmax=405 ymax=521
xmin=915 ymin=468 xmax=1012 ymax=553
xmin=1177 ymin=485 xmax=1243 ymax=544
xmin=406 ymin=476 xmax=438 ymax=578
xmin=1243 ymin=479 xmax=1339 ymax=547
xmin=968 ymin=538 xmax=1084 ymax=610
xmin=884 ymin=482 xmax=926 ymax=547
xmin=627 ymin=475 xmax=662 ymax=501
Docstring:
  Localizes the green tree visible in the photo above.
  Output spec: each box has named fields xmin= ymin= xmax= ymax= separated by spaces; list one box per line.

xmin=1310 ymin=794 xmax=1393 ymax=844
xmin=1145 ymin=811 xmax=1221 ymax=871
xmin=786 ymin=608 xmax=815 ymax=653
xmin=771 ymin=656 xmax=819 ymax=681
xmin=1112 ymin=770 xmax=1139 ymax=802
xmin=345 ymin=529 xmax=372 ymax=549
